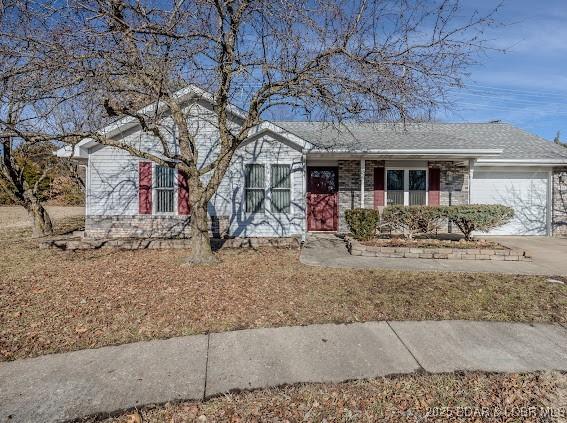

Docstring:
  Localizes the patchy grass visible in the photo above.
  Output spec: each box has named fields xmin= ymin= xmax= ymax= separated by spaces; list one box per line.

xmin=1 ymin=210 xmax=566 ymax=361
xmin=89 ymin=371 xmax=567 ymax=423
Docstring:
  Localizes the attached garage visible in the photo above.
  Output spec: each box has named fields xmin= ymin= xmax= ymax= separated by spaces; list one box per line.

xmin=470 ymin=168 xmax=550 ymax=235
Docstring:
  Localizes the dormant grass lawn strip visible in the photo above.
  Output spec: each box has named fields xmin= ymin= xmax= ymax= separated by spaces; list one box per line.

xmin=89 ymin=371 xmax=565 ymax=423
xmin=1 ymin=213 xmax=566 ymax=361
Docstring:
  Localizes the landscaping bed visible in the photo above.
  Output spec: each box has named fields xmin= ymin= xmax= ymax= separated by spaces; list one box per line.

xmin=347 ymin=236 xmax=531 ymax=261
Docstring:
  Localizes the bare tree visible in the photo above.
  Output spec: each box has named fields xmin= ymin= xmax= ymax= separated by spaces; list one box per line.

xmin=0 ymin=0 xmax=499 ymax=262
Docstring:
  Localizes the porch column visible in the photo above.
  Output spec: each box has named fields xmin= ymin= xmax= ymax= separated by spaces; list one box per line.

xmin=360 ymin=159 xmax=365 ymax=208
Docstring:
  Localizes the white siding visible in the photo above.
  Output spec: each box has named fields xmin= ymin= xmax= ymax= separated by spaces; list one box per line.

xmin=88 ymin=146 xmax=139 ymax=215
xmin=214 ymin=136 xmax=305 ymax=237
xmin=86 ymin=102 xmax=306 ymax=237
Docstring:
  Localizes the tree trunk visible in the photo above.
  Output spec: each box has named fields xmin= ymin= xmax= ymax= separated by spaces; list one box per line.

xmin=26 ymin=196 xmax=53 ymax=238
xmin=188 ymin=200 xmax=217 ymax=265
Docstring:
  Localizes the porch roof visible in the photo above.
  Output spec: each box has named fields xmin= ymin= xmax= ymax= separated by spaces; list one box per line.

xmin=275 ymin=121 xmax=567 ymax=162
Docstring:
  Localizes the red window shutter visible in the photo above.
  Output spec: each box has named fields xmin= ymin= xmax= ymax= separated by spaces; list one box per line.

xmin=177 ymin=169 xmax=190 ymax=215
xmin=373 ymin=167 xmax=385 ymax=207
xmin=139 ymin=161 xmax=153 ymax=214
xmin=428 ymin=168 xmax=441 ymax=205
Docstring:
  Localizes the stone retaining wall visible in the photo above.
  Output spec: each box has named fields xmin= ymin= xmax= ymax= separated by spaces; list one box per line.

xmin=84 ymin=215 xmax=230 ymax=239
xmin=346 ymin=237 xmax=531 ymax=261
xmin=40 ymin=236 xmax=301 ymax=251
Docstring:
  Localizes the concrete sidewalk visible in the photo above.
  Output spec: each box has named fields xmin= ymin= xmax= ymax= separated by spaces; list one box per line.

xmin=1 ymin=321 xmax=567 ymax=422
xmin=300 ymin=234 xmax=567 ymax=275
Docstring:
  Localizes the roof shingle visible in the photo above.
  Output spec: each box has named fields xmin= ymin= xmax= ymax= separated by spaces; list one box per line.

xmin=274 ymin=121 xmax=567 ymax=160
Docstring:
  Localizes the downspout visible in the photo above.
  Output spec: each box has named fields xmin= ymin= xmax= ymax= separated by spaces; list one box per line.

xmin=360 ymin=159 xmax=365 ymax=208
xmin=301 ymin=152 xmax=307 ymax=243
xmin=468 ymin=159 xmax=475 ymax=204
xmin=547 ymin=169 xmax=553 ymax=236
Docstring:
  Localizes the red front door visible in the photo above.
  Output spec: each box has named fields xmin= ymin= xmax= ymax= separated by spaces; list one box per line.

xmin=307 ymin=167 xmax=338 ymax=231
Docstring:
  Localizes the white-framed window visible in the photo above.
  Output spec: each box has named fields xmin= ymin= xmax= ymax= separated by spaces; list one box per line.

xmin=245 ymin=163 xmax=265 ymax=213
xmin=154 ymin=165 xmax=176 ymax=213
xmin=270 ymin=164 xmax=291 ymax=213
xmin=385 ymin=168 xmax=428 ymax=206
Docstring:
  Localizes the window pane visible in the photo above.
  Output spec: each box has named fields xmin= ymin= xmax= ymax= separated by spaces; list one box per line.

xmin=387 ymin=170 xmax=404 ymax=205
xmin=155 ymin=165 xmax=174 ymax=212
xmin=156 ymin=166 xmax=174 ymax=188
xmin=156 ymin=190 xmax=174 ymax=212
xmin=246 ymin=189 xmax=265 ymax=213
xmin=271 ymin=165 xmax=291 ymax=213
xmin=271 ymin=165 xmax=291 ymax=188
xmin=409 ymin=170 xmax=426 ymax=191
xmin=387 ymin=170 xmax=404 ymax=191
xmin=409 ymin=191 xmax=426 ymax=205
xmin=272 ymin=190 xmax=290 ymax=213
xmin=387 ymin=191 xmax=404 ymax=205
xmin=245 ymin=164 xmax=264 ymax=188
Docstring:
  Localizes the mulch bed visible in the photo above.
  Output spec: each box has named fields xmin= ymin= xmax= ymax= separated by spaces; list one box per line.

xmin=361 ymin=238 xmax=506 ymax=250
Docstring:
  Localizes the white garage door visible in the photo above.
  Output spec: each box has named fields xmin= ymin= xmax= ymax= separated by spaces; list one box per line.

xmin=470 ymin=170 xmax=548 ymax=235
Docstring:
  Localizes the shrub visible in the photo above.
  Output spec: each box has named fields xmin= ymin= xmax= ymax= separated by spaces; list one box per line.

xmin=381 ymin=205 xmax=446 ymax=239
xmin=345 ymin=208 xmax=380 ymax=240
xmin=446 ymin=204 xmax=514 ymax=240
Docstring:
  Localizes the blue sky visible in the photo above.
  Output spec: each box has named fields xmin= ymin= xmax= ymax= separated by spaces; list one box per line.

xmin=439 ymin=0 xmax=567 ymax=141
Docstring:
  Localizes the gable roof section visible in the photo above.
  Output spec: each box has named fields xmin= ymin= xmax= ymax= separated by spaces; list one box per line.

xmin=57 ymin=84 xmax=247 ymax=159
xmin=275 ymin=121 xmax=567 ymax=162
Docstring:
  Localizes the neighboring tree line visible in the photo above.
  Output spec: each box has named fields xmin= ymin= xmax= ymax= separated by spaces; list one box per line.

xmin=0 ymin=142 xmax=84 ymax=206
xmin=0 ymin=0 xmax=499 ymax=262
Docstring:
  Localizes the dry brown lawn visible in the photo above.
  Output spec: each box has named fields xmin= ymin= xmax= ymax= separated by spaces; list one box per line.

xmin=91 ymin=371 xmax=567 ymax=423
xmin=1 ymin=208 xmax=566 ymax=361
xmin=0 ymin=205 xmax=84 ymax=229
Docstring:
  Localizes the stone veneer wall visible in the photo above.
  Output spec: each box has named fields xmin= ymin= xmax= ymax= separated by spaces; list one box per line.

xmin=427 ymin=161 xmax=469 ymax=206
xmin=553 ymin=167 xmax=567 ymax=236
xmin=85 ymin=215 xmax=230 ymax=239
xmin=337 ymin=160 xmax=470 ymax=233
xmin=337 ymin=160 xmax=385 ymax=232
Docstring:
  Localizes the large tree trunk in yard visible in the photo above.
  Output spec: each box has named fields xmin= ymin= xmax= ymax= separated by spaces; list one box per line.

xmin=26 ymin=196 xmax=53 ymax=238
xmin=188 ymin=200 xmax=217 ymax=265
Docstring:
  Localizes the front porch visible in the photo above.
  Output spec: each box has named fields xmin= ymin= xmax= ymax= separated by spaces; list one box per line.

xmin=306 ymin=158 xmax=472 ymax=233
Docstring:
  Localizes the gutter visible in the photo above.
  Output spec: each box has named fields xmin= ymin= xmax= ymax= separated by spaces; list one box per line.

xmin=475 ymin=159 xmax=567 ymax=167
xmin=306 ymin=148 xmax=503 ymax=159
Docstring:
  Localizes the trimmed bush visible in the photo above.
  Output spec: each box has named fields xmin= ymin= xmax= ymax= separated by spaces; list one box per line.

xmin=345 ymin=208 xmax=380 ymax=240
xmin=381 ymin=205 xmax=446 ymax=239
xmin=446 ymin=204 xmax=514 ymax=240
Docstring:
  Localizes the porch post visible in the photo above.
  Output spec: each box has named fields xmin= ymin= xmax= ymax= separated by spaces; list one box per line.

xmin=360 ymin=159 xmax=365 ymax=208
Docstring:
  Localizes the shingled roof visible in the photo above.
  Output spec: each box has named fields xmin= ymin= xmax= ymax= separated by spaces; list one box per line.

xmin=274 ymin=121 xmax=567 ymax=160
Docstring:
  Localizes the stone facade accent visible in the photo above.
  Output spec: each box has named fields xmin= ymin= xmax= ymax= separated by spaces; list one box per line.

xmin=40 ymin=236 xmax=301 ymax=251
xmin=553 ymin=167 xmax=567 ymax=236
xmin=85 ymin=215 xmax=229 ymax=239
xmin=337 ymin=160 xmax=385 ymax=232
xmin=427 ymin=161 xmax=469 ymax=206
xmin=346 ymin=237 xmax=531 ymax=261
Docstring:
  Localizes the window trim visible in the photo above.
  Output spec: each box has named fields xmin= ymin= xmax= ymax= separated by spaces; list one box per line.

xmin=385 ymin=167 xmax=429 ymax=206
xmin=270 ymin=163 xmax=292 ymax=215
xmin=152 ymin=163 xmax=178 ymax=215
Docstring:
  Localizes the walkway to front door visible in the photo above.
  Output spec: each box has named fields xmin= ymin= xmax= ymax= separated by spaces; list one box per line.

xmin=307 ymin=167 xmax=338 ymax=231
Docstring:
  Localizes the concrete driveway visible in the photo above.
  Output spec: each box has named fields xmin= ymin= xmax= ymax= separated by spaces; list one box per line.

xmin=300 ymin=234 xmax=567 ymax=276
xmin=486 ymin=236 xmax=567 ymax=275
